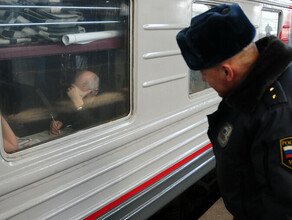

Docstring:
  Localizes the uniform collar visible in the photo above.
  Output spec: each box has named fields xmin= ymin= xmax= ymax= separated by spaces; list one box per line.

xmin=224 ymin=36 xmax=292 ymax=113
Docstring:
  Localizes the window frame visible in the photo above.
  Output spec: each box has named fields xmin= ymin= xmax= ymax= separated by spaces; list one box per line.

xmin=188 ymin=2 xmax=213 ymax=97
xmin=260 ymin=8 xmax=281 ymax=38
xmin=0 ymin=0 xmax=133 ymax=159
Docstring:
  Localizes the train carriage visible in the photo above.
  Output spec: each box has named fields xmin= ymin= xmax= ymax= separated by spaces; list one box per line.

xmin=0 ymin=0 xmax=291 ymax=219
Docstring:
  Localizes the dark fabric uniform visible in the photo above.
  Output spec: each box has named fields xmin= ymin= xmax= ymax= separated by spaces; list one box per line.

xmin=207 ymin=36 xmax=292 ymax=220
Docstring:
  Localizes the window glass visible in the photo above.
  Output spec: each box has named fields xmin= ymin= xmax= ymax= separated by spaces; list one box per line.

xmin=189 ymin=3 xmax=210 ymax=95
xmin=192 ymin=3 xmax=210 ymax=17
xmin=289 ymin=16 xmax=292 ymax=46
xmin=0 ymin=0 xmax=130 ymax=153
xmin=279 ymin=15 xmax=291 ymax=46
xmin=290 ymin=22 xmax=292 ymax=47
xmin=189 ymin=70 xmax=209 ymax=94
xmin=259 ymin=10 xmax=279 ymax=38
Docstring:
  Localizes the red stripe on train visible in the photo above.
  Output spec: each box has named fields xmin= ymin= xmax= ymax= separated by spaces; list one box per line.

xmin=84 ymin=143 xmax=213 ymax=220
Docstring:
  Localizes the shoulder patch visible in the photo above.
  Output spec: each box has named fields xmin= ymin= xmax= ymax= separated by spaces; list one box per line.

xmin=217 ymin=122 xmax=233 ymax=148
xmin=280 ymin=137 xmax=292 ymax=169
xmin=263 ymin=81 xmax=288 ymax=107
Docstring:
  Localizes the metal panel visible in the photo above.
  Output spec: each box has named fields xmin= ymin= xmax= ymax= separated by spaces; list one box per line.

xmin=97 ymin=148 xmax=215 ymax=220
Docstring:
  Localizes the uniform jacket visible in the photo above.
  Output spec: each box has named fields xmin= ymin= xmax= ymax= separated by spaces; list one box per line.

xmin=207 ymin=36 xmax=292 ymax=220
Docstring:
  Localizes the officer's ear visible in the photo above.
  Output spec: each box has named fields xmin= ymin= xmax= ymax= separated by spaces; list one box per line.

xmin=222 ymin=64 xmax=234 ymax=82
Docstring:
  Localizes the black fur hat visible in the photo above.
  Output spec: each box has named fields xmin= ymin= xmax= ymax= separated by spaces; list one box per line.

xmin=176 ymin=4 xmax=256 ymax=70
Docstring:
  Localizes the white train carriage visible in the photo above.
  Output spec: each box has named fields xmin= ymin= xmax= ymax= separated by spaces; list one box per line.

xmin=0 ymin=0 xmax=291 ymax=219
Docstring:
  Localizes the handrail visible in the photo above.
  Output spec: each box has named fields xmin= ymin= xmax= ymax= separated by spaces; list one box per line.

xmin=0 ymin=21 xmax=120 ymax=27
xmin=0 ymin=5 xmax=120 ymax=10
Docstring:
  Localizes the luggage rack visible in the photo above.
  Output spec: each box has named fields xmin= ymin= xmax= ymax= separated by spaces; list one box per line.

xmin=0 ymin=3 xmax=123 ymax=59
xmin=0 ymin=37 xmax=121 ymax=60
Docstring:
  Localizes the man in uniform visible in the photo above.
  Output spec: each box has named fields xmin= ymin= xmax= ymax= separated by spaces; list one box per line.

xmin=176 ymin=4 xmax=292 ymax=219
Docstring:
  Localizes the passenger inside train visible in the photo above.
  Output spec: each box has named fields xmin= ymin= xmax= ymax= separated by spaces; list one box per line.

xmin=1 ymin=115 xmax=18 ymax=153
xmin=0 ymin=0 xmax=130 ymax=153
xmin=49 ymin=70 xmax=100 ymax=135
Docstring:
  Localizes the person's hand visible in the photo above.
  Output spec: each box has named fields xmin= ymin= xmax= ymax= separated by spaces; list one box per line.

xmin=49 ymin=120 xmax=63 ymax=135
xmin=67 ymin=84 xmax=84 ymax=108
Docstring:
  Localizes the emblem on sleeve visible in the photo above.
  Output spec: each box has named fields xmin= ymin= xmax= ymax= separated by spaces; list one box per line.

xmin=280 ymin=137 xmax=292 ymax=169
xmin=217 ymin=122 xmax=233 ymax=148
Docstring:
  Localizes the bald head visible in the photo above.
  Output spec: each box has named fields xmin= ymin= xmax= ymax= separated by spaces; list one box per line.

xmin=224 ymin=43 xmax=259 ymax=73
xmin=74 ymin=70 xmax=99 ymax=95
xmin=201 ymin=43 xmax=259 ymax=97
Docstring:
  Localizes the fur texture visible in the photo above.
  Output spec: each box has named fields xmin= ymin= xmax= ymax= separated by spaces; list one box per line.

xmin=176 ymin=4 xmax=255 ymax=70
xmin=225 ymin=36 xmax=292 ymax=112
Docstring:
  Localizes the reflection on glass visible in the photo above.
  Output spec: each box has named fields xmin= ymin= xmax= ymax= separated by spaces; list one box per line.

xmin=192 ymin=3 xmax=210 ymax=17
xmin=189 ymin=3 xmax=210 ymax=95
xmin=289 ymin=18 xmax=292 ymax=47
xmin=0 ymin=0 xmax=130 ymax=153
xmin=259 ymin=11 xmax=279 ymax=38
xmin=189 ymin=70 xmax=209 ymax=94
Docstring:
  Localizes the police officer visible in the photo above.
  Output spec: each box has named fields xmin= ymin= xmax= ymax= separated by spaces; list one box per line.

xmin=177 ymin=4 xmax=292 ymax=220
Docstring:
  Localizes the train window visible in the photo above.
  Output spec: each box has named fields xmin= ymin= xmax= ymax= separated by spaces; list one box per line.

xmin=259 ymin=10 xmax=280 ymax=38
xmin=189 ymin=70 xmax=209 ymax=94
xmin=189 ymin=3 xmax=210 ymax=95
xmin=289 ymin=25 xmax=292 ymax=46
xmin=0 ymin=0 xmax=130 ymax=153
xmin=192 ymin=3 xmax=210 ymax=17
